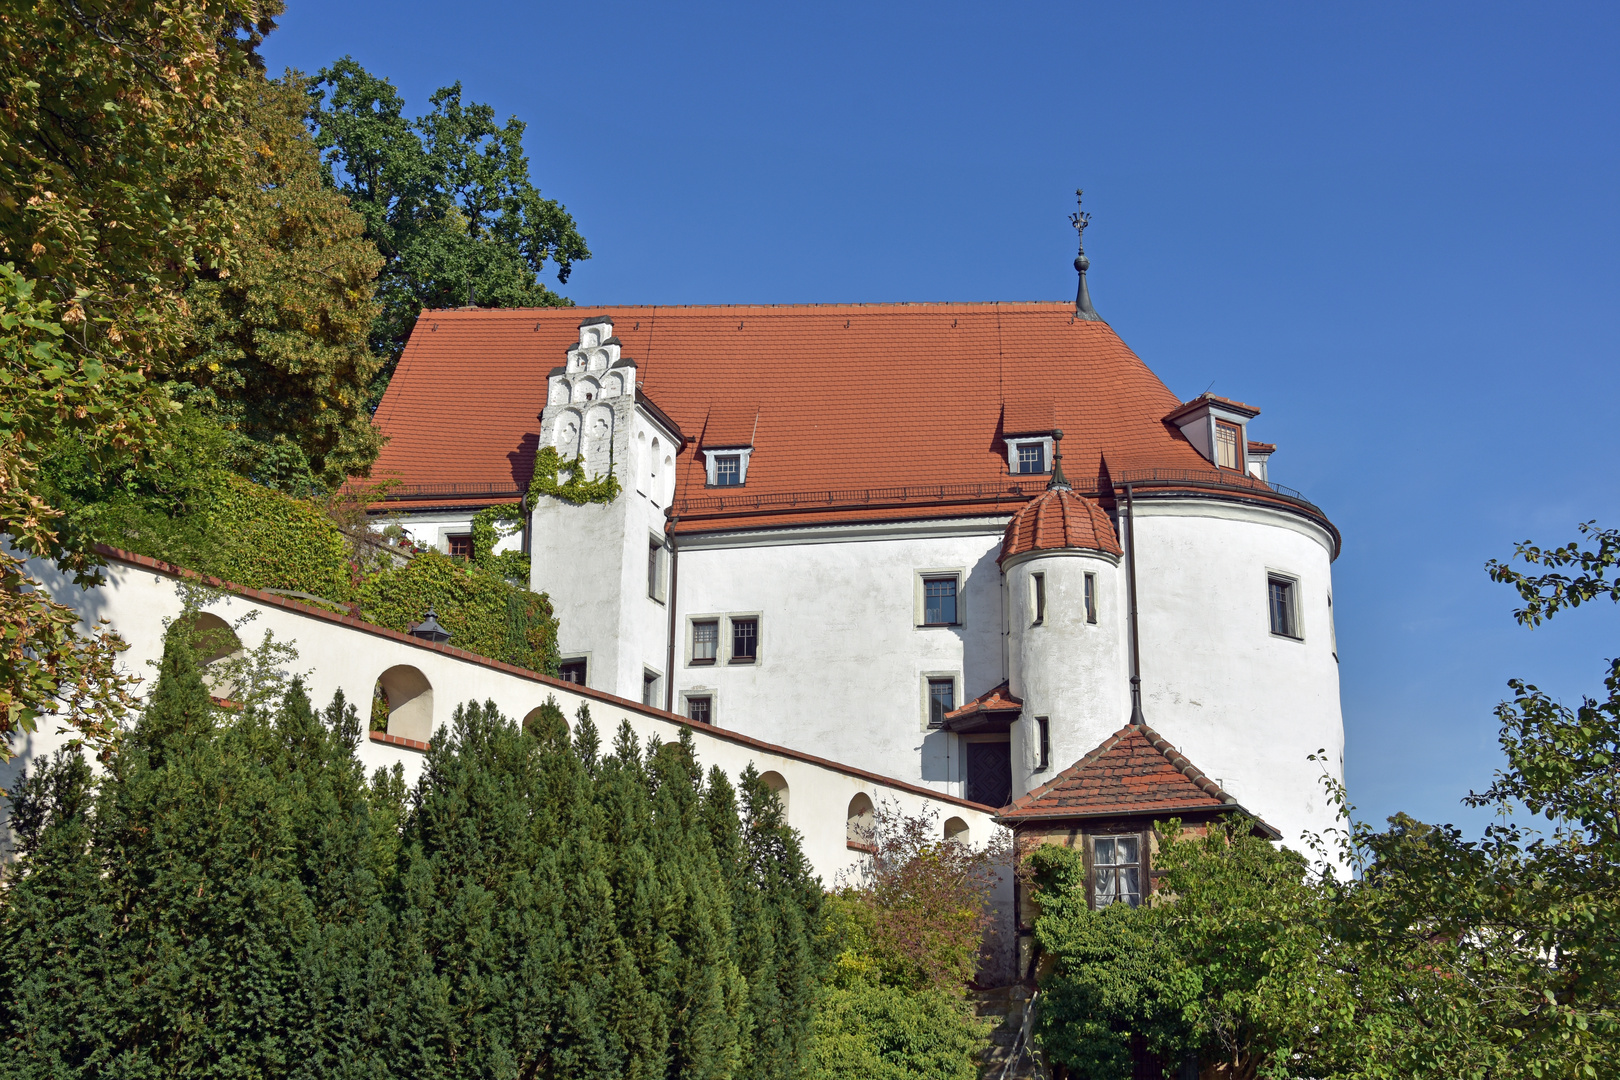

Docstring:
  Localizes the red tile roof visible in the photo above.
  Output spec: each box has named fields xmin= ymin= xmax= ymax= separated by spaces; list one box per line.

xmin=998 ymin=724 xmax=1279 ymax=837
xmin=944 ymin=680 xmax=1023 ymax=720
xmin=999 ymin=487 xmax=1122 ymax=563
xmin=1247 ymin=440 xmax=1276 ymax=454
xmin=367 ymin=303 xmax=1217 ymax=521
xmin=1163 ymin=392 xmax=1261 ymax=423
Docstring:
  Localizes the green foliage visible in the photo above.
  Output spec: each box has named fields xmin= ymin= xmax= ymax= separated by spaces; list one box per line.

xmin=203 ymin=473 xmax=356 ymax=601
xmin=360 ymin=548 xmax=559 ymax=674
xmin=814 ymin=985 xmax=987 ymax=1080
xmin=1487 ymin=520 xmax=1620 ymax=627
xmin=176 ymin=73 xmax=384 ymax=487
xmin=530 ymin=445 xmax=623 ymax=506
xmin=0 ymin=632 xmax=829 ymax=1078
xmin=470 ymin=501 xmax=530 ymax=580
xmin=308 ymin=58 xmax=589 ymax=404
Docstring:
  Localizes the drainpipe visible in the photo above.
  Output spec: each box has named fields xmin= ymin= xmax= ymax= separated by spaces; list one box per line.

xmin=1125 ymin=483 xmax=1146 ymax=726
xmin=664 ymin=510 xmax=679 ymax=714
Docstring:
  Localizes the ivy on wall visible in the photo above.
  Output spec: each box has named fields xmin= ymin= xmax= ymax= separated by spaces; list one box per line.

xmin=470 ymin=503 xmax=530 ymax=582
xmin=203 ymin=474 xmax=356 ymax=603
xmin=528 ymin=446 xmax=621 ymax=506
xmin=359 ymin=549 xmax=560 ymax=675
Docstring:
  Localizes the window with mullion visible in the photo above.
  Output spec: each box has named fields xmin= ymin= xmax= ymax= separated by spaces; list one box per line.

xmin=923 ymin=577 xmax=958 ymax=625
xmin=927 ymin=678 xmax=955 ymax=728
xmin=1092 ymin=836 xmax=1142 ymax=908
xmin=691 ymin=621 xmax=718 ymax=664
xmin=715 ymin=455 xmax=741 ymax=486
xmin=731 ymin=617 xmax=758 ymax=663
xmin=1017 ymin=442 xmax=1046 ymax=474
xmin=1268 ymin=577 xmax=1298 ymax=638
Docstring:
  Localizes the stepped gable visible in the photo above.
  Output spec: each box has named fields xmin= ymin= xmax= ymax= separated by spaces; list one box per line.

xmin=998 ymin=724 xmax=1280 ymax=836
xmin=367 ymin=303 xmax=1209 ymax=521
xmin=999 ymin=487 xmax=1122 ymax=563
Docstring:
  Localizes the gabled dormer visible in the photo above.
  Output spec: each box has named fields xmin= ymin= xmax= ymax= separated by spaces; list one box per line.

xmin=1163 ymin=393 xmax=1260 ymax=473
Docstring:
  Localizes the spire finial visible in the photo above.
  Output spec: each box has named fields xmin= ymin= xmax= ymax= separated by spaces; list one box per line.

xmin=1069 ymin=189 xmax=1102 ymax=321
xmin=1047 ymin=429 xmax=1070 ymax=491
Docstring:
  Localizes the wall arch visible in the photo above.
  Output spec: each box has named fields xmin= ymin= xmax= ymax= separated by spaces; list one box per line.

xmin=573 ymin=377 xmax=600 ymax=403
xmin=846 ymin=792 xmax=874 ymax=846
xmin=554 ymin=410 xmax=581 ymax=455
xmin=943 ymin=816 xmax=970 ymax=845
xmin=759 ymin=771 xmax=789 ymax=814
xmin=185 ymin=612 xmax=243 ymax=698
xmin=376 ymin=665 xmax=434 ymax=743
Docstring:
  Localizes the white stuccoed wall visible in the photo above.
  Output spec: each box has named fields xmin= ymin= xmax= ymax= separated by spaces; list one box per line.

xmin=4 ymin=552 xmax=1001 ymax=888
xmin=669 ymin=520 xmax=1010 ymax=800
xmin=1003 ymin=548 xmax=1130 ymax=799
xmin=1127 ymin=496 xmax=1345 ymax=852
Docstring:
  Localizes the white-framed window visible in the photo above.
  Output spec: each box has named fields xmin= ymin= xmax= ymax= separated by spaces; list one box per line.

xmin=1092 ymin=835 xmax=1143 ymax=908
xmin=1268 ymin=574 xmax=1301 ymax=639
xmin=684 ymin=693 xmax=713 ymax=725
xmin=647 ymin=536 xmax=666 ymax=602
xmin=915 ymin=569 xmax=965 ymax=627
xmin=1215 ymin=421 xmax=1242 ymax=470
xmin=1031 ymin=573 xmax=1046 ymax=626
xmin=558 ymin=657 xmax=588 ymax=686
xmin=730 ymin=615 xmax=759 ymax=663
xmin=703 ymin=447 xmax=753 ymax=487
xmin=690 ymin=619 xmax=719 ymax=665
xmin=1035 ymin=716 xmax=1051 ymax=772
xmin=1005 ymin=436 xmax=1054 ymax=476
xmin=1084 ymin=572 xmax=1098 ymax=624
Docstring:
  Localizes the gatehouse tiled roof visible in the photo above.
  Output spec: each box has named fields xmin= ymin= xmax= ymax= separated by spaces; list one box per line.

xmin=997 ymin=724 xmax=1280 ymax=837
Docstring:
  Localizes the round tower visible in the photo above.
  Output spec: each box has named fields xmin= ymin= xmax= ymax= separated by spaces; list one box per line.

xmin=999 ymin=440 xmax=1129 ymax=800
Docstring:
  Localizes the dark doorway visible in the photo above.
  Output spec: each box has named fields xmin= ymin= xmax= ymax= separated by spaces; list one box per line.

xmin=965 ymin=739 xmax=1012 ymax=808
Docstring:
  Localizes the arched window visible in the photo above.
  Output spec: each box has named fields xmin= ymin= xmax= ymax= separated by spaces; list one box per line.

xmin=846 ymin=793 xmax=875 ymax=848
xmin=183 ymin=612 xmax=243 ymax=699
xmin=943 ymin=817 xmax=970 ymax=845
xmin=374 ymin=665 xmax=434 ymax=743
xmin=759 ymin=771 xmax=789 ymax=815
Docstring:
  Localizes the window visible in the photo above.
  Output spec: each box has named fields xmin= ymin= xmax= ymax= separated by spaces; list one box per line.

xmin=927 ymin=677 xmax=955 ymax=728
xmin=447 ymin=534 xmax=473 ymax=559
xmin=714 ymin=454 xmax=741 ymax=486
xmin=643 ymin=670 xmax=661 ymax=708
xmin=686 ymin=695 xmax=712 ymax=725
xmin=1017 ymin=442 xmax=1046 ymax=474
xmin=691 ymin=620 xmax=719 ymax=664
xmin=558 ymin=658 xmax=587 ymax=685
xmin=731 ymin=617 xmax=758 ymax=663
xmin=647 ymin=539 xmax=663 ymax=601
xmin=1215 ymin=421 xmax=1241 ymax=470
xmin=1035 ymin=716 xmax=1051 ymax=771
xmin=1268 ymin=576 xmax=1299 ymax=638
xmin=1031 ymin=573 xmax=1046 ymax=626
xmin=1328 ymin=591 xmax=1338 ymax=662
xmin=923 ymin=577 xmax=958 ymax=625
xmin=1084 ymin=572 xmax=1097 ymax=624
xmin=1093 ymin=836 xmax=1142 ymax=908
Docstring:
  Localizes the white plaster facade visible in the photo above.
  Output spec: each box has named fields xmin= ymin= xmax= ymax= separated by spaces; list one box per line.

xmin=493 ymin=318 xmax=1349 ymax=854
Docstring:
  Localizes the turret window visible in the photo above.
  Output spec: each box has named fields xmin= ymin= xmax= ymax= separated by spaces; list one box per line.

xmin=1268 ymin=575 xmax=1300 ymax=639
xmin=1084 ymin=572 xmax=1098 ymax=624
xmin=1035 ymin=716 xmax=1051 ymax=771
xmin=1031 ymin=573 xmax=1046 ymax=626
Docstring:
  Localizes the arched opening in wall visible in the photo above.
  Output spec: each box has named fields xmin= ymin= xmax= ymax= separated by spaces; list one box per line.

xmin=520 ymin=703 xmax=567 ymax=739
xmin=374 ymin=665 xmax=433 ymax=743
xmin=846 ymin=793 xmax=875 ymax=849
xmin=183 ymin=612 xmax=243 ymax=700
xmin=943 ymin=817 xmax=970 ymax=845
xmin=759 ymin=771 xmax=789 ymax=815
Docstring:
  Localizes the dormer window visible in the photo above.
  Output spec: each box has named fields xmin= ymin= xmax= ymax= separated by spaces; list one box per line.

xmin=1215 ymin=421 xmax=1240 ymax=470
xmin=703 ymin=447 xmax=752 ymax=487
xmin=1005 ymin=435 xmax=1054 ymax=476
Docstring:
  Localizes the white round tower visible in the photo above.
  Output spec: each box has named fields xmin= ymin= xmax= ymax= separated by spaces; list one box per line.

xmin=1000 ymin=449 xmax=1129 ymax=800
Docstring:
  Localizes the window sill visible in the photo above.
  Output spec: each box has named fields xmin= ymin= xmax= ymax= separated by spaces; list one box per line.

xmin=728 ymin=657 xmax=757 ymax=666
xmin=1268 ymin=631 xmax=1304 ymax=643
xmin=846 ymin=841 xmax=878 ymax=854
xmin=690 ymin=658 xmax=716 ymax=666
xmin=919 ymin=623 xmax=962 ymax=629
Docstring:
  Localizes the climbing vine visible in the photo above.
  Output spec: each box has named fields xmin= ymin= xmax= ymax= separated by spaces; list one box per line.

xmin=470 ymin=503 xmax=529 ymax=581
xmin=528 ymin=446 xmax=621 ymax=506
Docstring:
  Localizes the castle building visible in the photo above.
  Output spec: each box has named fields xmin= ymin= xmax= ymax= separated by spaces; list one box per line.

xmin=368 ymin=226 xmax=1345 ymax=853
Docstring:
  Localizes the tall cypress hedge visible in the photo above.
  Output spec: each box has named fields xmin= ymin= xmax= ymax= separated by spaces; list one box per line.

xmin=0 ymin=632 xmax=824 ymax=1078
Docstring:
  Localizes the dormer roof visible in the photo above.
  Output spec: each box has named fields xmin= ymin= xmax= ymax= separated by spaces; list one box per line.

xmin=998 ymin=724 xmax=1280 ymax=837
xmin=1163 ymin=392 xmax=1260 ymax=424
xmin=999 ymin=487 xmax=1122 ymax=564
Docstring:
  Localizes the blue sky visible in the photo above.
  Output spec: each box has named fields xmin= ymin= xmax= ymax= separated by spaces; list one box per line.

xmin=263 ymin=1 xmax=1619 ymax=835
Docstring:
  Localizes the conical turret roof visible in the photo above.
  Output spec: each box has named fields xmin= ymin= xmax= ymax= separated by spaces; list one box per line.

xmin=999 ymin=487 xmax=1121 ymax=564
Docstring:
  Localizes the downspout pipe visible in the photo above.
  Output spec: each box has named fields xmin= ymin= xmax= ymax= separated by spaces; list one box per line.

xmin=664 ymin=510 xmax=679 ymax=714
xmin=1124 ymin=483 xmax=1146 ymax=726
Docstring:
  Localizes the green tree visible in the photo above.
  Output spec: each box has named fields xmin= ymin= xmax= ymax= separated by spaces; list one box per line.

xmin=178 ymin=74 xmax=384 ymax=488
xmin=308 ymin=57 xmax=590 ymax=403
